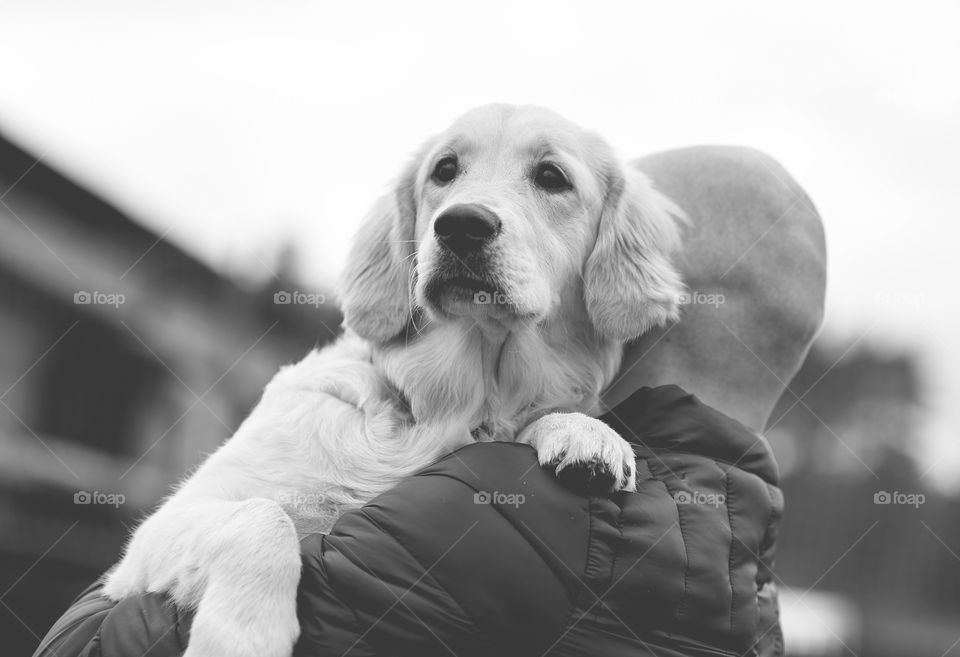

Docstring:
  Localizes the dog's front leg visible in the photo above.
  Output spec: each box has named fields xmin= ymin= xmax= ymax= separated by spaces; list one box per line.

xmin=518 ymin=412 xmax=637 ymax=494
xmin=103 ymin=496 xmax=301 ymax=657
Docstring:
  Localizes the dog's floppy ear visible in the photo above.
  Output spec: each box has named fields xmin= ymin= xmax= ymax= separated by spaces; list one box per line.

xmin=338 ymin=160 xmax=419 ymax=343
xmin=584 ymin=163 xmax=686 ymax=341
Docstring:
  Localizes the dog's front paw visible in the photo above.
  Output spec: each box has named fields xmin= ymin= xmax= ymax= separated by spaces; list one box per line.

xmin=519 ymin=412 xmax=636 ymax=495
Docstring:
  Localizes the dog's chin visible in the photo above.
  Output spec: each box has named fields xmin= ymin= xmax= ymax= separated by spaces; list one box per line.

xmin=422 ymin=276 xmax=527 ymax=323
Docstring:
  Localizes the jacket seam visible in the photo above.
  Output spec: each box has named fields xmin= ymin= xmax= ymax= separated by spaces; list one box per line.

xmin=725 ymin=473 xmax=736 ymax=633
xmin=420 ymin=470 xmax=587 ymax=610
xmin=419 ymin=471 xmax=599 ymax=653
xmin=761 ymin=481 xmax=782 ymax=656
xmin=33 ymin=589 xmax=111 ymax=656
xmin=553 ymin=496 xmax=597 ymax=649
xmin=607 ymin=499 xmax=626 ymax=591
xmin=35 ymin=614 xmax=98 ymax=656
xmin=85 ymin=627 xmax=103 ymax=657
xmin=665 ymin=473 xmax=691 ymax=622
xmin=758 ymin=482 xmax=774 ymax=615
xmin=352 ymin=503 xmax=494 ymax=650
xmin=313 ymin=541 xmax=379 ymax=655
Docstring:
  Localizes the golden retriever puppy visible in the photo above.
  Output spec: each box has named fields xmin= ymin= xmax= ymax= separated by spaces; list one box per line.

xmin=101 ymin=104 xmax=685 ymax=657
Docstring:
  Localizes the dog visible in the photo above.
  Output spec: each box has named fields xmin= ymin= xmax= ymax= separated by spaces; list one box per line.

xmin=101 ymin=104 xmax=686 ymax=657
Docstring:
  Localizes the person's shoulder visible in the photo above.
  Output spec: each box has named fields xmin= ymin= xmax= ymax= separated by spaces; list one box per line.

xmin=600 ymin=383 xmax=779 ymax=483
xmin=298 ymin=440 xmax=592 ymax=654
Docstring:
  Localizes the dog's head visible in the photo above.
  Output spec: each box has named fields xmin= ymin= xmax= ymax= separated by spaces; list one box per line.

xmin=338 ymin=104 xmax=684 ymax=343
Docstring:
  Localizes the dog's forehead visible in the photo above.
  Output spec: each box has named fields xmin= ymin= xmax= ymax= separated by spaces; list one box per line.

xmin=415 ymin=105 xmax=613 ymax=203
xmin=440 ymin=105 xmax=588 ymax=160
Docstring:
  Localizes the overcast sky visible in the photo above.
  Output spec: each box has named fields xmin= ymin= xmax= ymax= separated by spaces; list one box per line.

xmin=1 ymin=1 xmax=958 ymax=488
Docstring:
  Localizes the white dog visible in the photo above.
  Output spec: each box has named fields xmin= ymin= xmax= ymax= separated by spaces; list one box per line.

xmin=101 ymin=104 xmax=686 ymax=657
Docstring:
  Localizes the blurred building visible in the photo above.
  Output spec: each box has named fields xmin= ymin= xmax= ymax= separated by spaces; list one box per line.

xmin=0 ymin=130 xmax=340 ymax=655
xmin=770 ymin=342 xmax=960 ymax=657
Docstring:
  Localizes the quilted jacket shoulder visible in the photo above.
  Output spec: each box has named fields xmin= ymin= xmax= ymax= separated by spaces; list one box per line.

xmin=34 ymin=385 xmax=784 ymax=657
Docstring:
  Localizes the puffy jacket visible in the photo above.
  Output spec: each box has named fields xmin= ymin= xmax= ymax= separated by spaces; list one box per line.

xmin=34 ymin=385 xmax=784 ymax=657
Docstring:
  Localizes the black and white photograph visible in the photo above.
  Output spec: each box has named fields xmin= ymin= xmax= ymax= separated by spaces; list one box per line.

xmin=1 ymin=3 xmax=958 ymax=656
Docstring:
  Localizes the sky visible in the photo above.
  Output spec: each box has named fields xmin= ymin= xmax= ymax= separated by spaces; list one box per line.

xmin=0 ymin=1 xmax=958 ymax=488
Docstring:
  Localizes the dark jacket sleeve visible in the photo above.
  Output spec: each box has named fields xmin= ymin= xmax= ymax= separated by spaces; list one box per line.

xmin=33 ymin=582 xmax=192 ymax=657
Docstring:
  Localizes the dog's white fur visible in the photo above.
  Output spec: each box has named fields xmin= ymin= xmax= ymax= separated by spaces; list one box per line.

xmin=102 ymin=105 xmax=685 ymax=657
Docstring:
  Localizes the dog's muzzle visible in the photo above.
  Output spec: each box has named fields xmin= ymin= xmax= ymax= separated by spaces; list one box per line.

xmin=423 ymin=203 xmax=506 ymax=312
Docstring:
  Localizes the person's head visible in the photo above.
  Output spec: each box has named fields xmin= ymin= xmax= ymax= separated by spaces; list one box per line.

xmin=602 ymin=146 xmax=827 ymax=431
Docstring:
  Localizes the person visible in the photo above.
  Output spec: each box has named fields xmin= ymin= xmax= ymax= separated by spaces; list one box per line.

xmin=33 ymin=145 xmax=826 ymax=657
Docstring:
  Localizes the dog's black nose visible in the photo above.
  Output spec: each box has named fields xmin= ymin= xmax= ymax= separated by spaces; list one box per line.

xmin=434 ymin=204 xmax=501 ymax=255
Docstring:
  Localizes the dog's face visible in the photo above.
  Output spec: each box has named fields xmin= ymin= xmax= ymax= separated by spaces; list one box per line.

xmin=413 ymin=106 xmax=610 ymax=324
xmin=339 ymin=104 xmax=685 ymax=343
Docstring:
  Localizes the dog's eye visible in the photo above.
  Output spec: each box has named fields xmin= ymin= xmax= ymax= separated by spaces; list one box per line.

xmin=432 ymin=156 xmax=459 ymax=184
xmin=533 ymin=162 xmax=572 ymax=192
